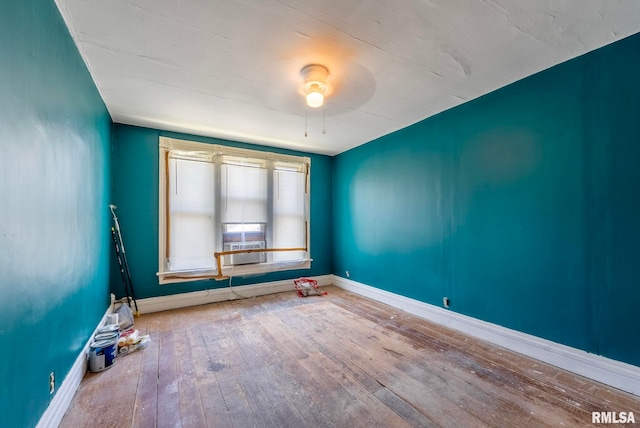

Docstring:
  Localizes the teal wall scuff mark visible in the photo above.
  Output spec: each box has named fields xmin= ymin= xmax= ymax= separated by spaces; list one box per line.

xmin=111 ymin=124 xmax=333 ymax=299
xmin=0 ymin=1 xmax=112 ymax=427
xmin=333 ymin=32 xmax=640 ymax=366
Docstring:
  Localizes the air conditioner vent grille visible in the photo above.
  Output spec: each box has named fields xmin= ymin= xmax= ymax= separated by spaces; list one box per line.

xmin=224 ymin=241 xmax=266 ymax=265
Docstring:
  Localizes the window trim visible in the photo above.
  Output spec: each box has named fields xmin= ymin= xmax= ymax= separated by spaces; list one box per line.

xmin=157 ymin=137 xmax=311 ymax=284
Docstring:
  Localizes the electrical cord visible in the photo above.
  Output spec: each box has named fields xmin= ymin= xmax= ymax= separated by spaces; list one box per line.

xmin=226 ymin=266 xmax=252 ymax=300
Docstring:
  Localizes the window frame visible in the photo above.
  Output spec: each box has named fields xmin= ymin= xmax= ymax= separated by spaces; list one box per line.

xmin=158 ymin=136 xmax=311 ymax=284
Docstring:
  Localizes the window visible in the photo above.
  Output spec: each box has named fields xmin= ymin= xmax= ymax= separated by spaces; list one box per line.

xmin=158 ymin=137 xmax=310 ymax=283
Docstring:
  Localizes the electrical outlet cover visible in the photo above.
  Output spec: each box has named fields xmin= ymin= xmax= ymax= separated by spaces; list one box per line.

xmin=49 ymin=372 xmax=55 ymax=394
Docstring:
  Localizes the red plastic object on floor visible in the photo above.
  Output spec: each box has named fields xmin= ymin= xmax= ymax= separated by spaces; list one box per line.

xmin=294 ymin=277 xmax=327 ymax=297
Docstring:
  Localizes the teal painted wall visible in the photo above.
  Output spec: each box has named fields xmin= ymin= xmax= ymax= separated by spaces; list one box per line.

xmin=333 ymin=32 xmax=640 ymax=366
xmin=0 ymin=1 xmax=112 ymax=427
xmin=111 ymin=124 xmax=333 ymax=299
xmin=1 ymin=4 xmax=636 ymax=426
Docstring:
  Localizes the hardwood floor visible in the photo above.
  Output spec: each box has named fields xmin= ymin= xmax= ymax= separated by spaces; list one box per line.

xmin=60 ymin=286 xmax=640 ymax=427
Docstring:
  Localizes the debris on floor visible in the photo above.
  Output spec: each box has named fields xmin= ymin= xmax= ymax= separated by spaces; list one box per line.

xmin=294 ymin=277 xmax=327 ymax=297
xmin=88 ymin=304 xmax=151 ymax=373
xmin=117 ymin=328 xmax=150 ymax=355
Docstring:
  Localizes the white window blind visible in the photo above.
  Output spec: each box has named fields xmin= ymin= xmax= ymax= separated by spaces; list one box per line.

xmin=158 ymin=137 xmax=311 ymax=283
xmin=273 ymin=163 xmax=306 ymax=262
xmin=221 ymin=157 xmax=268 ymax=224
xmin=168 ymin=158 xmax=216 ymax=271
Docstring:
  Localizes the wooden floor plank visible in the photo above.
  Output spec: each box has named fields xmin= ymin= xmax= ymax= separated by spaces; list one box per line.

xmin=251 ymin=313 xmax=358 ymax=427
xmin=156 ymin=330 xmax=182 ymax=428
xmin=224 ymin=322 xmax=310 ymax=427
xmin=260 ymin=310 xmax=411 ymax=428
xmin=200 ymin=319 xmax=250 ymax=379
xmin=187 ymin=325 xmax=233 ymax=428
xmin=175 ymin=326 xmax=208 ymax=428
xmin=317 ymin=301 xmax=579 ymax=427
xmin=60 ymin=286 xmax=640 ymax=428
xmin=233 ymin=318 xmax=327 ymax=428
xmin=284 ymin=301 xmax=492 ymax=427
xmin=328 ymin=290 xmax=640 ymax=421
xmin=273 ymin=308 xmax=417 ymax=427
xmin=132 ymin=333 xmax=159 ymax=428
xmin=373 ymin=387 xmax=438 ymax=428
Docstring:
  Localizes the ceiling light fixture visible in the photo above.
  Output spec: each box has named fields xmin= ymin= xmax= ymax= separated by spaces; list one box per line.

xmin=300 ymin=64 xmax=330 ymax=108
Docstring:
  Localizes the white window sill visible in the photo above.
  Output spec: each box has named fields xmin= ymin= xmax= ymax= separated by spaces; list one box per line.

xmin=157 ymin=259 xmax=312 ymax=285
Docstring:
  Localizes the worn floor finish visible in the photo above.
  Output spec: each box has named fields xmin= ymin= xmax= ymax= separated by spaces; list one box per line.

xmin=61 ymin=286 xmax=640 ymax=427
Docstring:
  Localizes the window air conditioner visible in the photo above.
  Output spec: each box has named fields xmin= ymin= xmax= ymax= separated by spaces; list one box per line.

xmin=225 ymin=241 xmax=266 ymax=265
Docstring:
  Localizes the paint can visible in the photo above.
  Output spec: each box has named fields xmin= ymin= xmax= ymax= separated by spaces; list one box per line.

xmin=88 ymin=339 xmax=117 ymax=372
xmin=97 ymin=323 xmax=119 ymax=334
xmin=94 ymin=331 xmax=119 ymax=342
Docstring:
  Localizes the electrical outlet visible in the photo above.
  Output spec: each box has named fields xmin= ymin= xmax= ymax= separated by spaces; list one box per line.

xmin=49 ymin=371 xmax=55 ymax=395
xmin=443 ymin=297 xmax=450 ymax=309
xmin=345 ymin=271 xmax=350 ymax=278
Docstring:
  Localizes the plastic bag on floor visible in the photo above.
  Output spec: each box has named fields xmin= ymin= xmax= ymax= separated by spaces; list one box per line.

xmin=115 ymin=303 xmax=134 ymax=330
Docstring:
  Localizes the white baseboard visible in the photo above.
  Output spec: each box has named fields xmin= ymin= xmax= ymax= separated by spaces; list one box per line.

xmin=136 ymin=274 xmax=333 ymax=314
xmin=332 ymin=276 xmax=640 ymax=397
xmin=36 ymin=302 xmax=114 ymax=428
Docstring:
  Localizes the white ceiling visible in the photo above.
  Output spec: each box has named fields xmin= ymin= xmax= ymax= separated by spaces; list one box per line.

xmin=55 ymin=0 xmax=640 ymax=156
